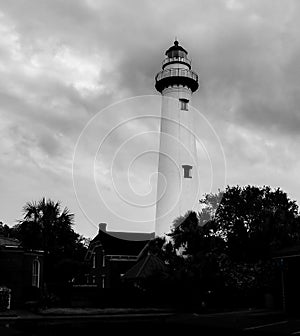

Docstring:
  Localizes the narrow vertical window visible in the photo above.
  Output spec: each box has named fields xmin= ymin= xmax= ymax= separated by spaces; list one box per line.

xmin=92 ymin=253 xmax=96 ymax=269
xmin=101 ymin=250 xmax=105 ymax=267
xmin=92 ymin=276 xmax=96 ymax=284
xmin=101 ymin=275 xmax=105 ymax=289
xmin=179 ymin=98 xmax=189 ymax=111
xmin=32 ymin=259 xmax=40 ymax=288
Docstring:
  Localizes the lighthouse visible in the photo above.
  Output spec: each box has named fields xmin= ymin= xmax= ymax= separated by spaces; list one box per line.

xmin=155 ymin=40 xmax=199 ymax=236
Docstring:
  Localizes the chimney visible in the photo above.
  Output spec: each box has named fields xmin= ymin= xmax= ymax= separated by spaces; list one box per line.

xmin=98 ymin=223 xmax=107 ymax=233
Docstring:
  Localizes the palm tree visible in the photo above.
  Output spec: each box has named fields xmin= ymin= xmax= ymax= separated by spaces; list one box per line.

xmin=17 ymin=198 xmax=76 ymax=283
xmin=20 ymin=198 xmax=74 ymax=253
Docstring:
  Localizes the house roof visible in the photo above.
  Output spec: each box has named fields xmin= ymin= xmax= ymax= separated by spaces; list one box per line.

xmin=90 ymin=229 xmax=155 ymax=256
xmin=0 ymin=236 xmax=21 ymax=248
xmin=272 ymin=244 xmax=300 ymax=259
xmin=123 ymin=254 xmax=167 ymax=280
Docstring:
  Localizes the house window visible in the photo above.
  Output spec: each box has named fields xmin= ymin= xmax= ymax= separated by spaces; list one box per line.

xmin=85 ymin=274 xmax=89 ymax=284
xmin=32 ymin=259 xmax=40 ymax=288
xmin=101 ymin=275 xmax=105 ymax=289
xmin=92 ymin=276 xmax=96 ymax=284
xmin=92 ymin=253 xmax=96 ymax=269
xmin=102 ymin=252 xmax=105 ymax=267
xmin=179 ymin=98 xmax=189 ymax=111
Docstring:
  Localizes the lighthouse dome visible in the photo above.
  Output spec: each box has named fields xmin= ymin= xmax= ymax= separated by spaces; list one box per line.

xmin=165 ymin=40 xmax=188 ymax=58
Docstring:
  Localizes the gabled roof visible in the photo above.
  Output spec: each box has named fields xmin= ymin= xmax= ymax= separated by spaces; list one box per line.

xmin=90 ymin=230 xmax=155 ymax=256
xmin=123 ymin=254 xmax=167 ymax=280
xmin=272 ymin=244 xmax=300 ymax=259
xmin=0 ymin=236 xmax=21 ymax=248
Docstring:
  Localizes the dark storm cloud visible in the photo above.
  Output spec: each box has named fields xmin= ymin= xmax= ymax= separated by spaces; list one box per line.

xmin=2 ymin=0 xmax=299 ymax=138
xmin=0 ymin=0 xmax=300 ymax=235
xmin=190 ymin=1 xmax=300 ymax=137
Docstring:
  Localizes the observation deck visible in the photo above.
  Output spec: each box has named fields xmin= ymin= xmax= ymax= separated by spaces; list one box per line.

xmin=155 ymin=40 xmax=199 ymax=93
xmin=155 ymin=68 xmax=198 ymax=92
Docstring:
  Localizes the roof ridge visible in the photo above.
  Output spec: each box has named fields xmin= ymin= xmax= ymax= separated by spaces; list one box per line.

xmin=136 ymin=254 xmax=151 ymax=278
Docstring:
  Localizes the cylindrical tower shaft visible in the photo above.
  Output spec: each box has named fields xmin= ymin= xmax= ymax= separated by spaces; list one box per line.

xmin=155 ymin=40 xmax=199 ymax=236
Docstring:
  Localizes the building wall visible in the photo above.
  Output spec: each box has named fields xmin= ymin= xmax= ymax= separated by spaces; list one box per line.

xmin=85 ymin=246 xmax=138 ymax=289
xmin=0 ymin=249 xmax=43 ymax=307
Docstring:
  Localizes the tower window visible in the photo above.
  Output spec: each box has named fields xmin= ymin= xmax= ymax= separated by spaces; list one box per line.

xmin=182 ymin=165 xmax=193 ymax=178
xmin=179 ymin=98 xmax=189 ymax=111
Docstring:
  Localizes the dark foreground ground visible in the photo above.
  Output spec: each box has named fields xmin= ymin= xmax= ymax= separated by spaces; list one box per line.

xmin=1 ymin=308 xmax=300 ymax=335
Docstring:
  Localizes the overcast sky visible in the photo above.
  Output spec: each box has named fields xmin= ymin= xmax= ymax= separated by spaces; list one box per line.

xmin=0 ymin=0 xmax=300 ymax=238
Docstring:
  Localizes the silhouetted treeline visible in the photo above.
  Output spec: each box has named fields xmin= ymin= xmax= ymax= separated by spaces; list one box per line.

xmin=136 ymin=185 xmax=300 ymax=311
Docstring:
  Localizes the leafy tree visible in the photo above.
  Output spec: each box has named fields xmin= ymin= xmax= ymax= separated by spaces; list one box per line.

xmin=151 ymin=185 xmax=300 ymax=309
xmin=148 ymin=212 xmax=225 ymax=308
xmin=202 ymin=185 xmax=300 ymax=261
xmin=0 ymin=222 xmax=13 ymax=237
xmin=199 ymin=185 xmax=300 ymax=305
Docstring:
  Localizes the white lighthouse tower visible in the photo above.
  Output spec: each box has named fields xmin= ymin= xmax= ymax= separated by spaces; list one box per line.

xmin=155 ymin=40 xmax=199 ymax=236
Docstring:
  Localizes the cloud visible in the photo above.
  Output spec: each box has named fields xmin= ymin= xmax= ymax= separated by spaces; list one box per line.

xmin=0 ymin=0 xmax=299 ymax=236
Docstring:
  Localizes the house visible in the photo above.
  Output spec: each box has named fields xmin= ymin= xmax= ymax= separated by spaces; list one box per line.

xmin=82 ymin=223 xmax=155 ymax=289
xmin=0 ymin=235 xmax=44 ymax=308
xmin=272 ymin=244 xmax=300 ymax=312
